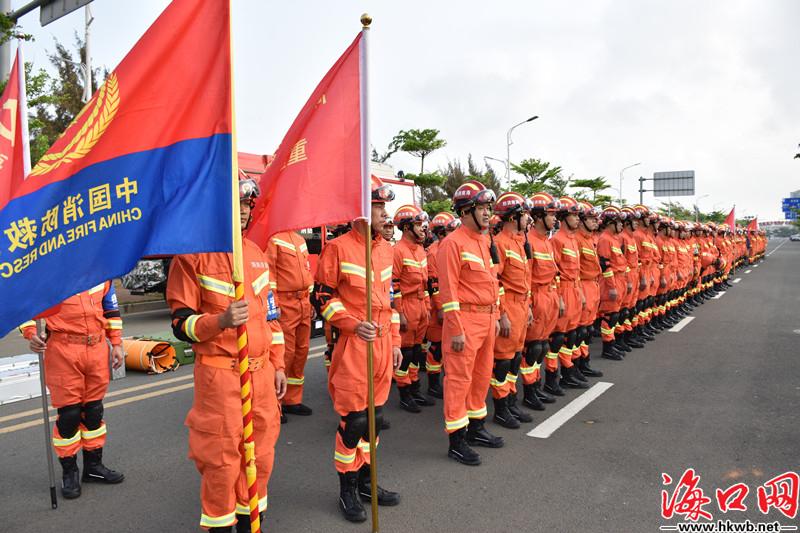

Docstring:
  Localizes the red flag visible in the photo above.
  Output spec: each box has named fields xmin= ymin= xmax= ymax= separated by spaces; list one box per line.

xmin=747 ymin=217 xmax=758 ymax=231
xmin=246 ymin=33 xmax=367 ymax=247
xmin=723 ymin=207 xmax=735 ymax=228
xmin=0 ymin=46 xmax=31 ymax=211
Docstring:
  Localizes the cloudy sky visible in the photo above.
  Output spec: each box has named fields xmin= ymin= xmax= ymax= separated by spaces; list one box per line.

xmin=12 ymin=0 xmax=800 ymax=221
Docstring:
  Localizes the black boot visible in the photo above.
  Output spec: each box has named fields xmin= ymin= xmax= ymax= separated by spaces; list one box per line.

xmin=614 ymin=336 xmax=632 ymax=353
xmin=427 ymin=372 xmax=443 ymax=399
xmin=466 ymin=418 xmax=504 ymax=448
xmin=59 ymin=455 xmax=81 ymax=499
xmin=543 ymin=369 xmax=566 ymax=396
xmin=357 ymin=465 xmax=400 ymax=506
xmin=492 ymin=397 xmax=520 ymax=429
xmin=448 ymin=428 xmax=481 ymax=466
xmin=82 ymin=448 xmax=124 ymax=484
xmin=602 ymin=341 xmax=623 ymax=361
xmin=380 ymin=418 xmax=391 ymax=430
xmin=559 ymin=366 xmax=590 ymax=389
xmin=235 ymin=512 xmax=265 ymax=533
xmin=534 ymin=382 xmax=556 ymax=403
xmin=409 ymin=380 xmax=435 ymax=407
xmin=571 ymin=364 xmax=589 ymax=382
xmin=507 ymin=390 xmax=533 ymax=422
xmin=398 ymin=386 xmax=421 ymax=413
xmin=282 ymin=403 xmax=313 ymax=416
xmin=637 ymin=326 xmax=655 ymax=342
xmin=210 ymin=527 xmax=232 ymax=533
xmin=625 ymin=331 xmax=645 ymax=349
xmin=522 ymin=384 xmax=546 ymax=410
xmin=338 ymin=472 xmax=367 ymax=522
xmin=577 ymin=356 xmax=603 ymax=378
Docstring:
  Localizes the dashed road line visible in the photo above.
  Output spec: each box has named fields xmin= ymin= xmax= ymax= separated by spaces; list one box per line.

xmin=732 ymin=278 xmax=742 ymax=284
xmin=669 ymin=316 xmax=695 ymax=332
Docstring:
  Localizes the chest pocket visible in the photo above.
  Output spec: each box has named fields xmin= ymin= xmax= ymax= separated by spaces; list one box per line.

xmin=401 ymin=258 xmax=425 ymax=284
xmin=197 ymin=272 xmax=235 ymax=311
xmin=340 ymin=262 xmax=367 ymax=289
xmin=250 ymin=268 xmax=272 ymax=308
xmin=462 ymin=257 xmax=491 ymax=283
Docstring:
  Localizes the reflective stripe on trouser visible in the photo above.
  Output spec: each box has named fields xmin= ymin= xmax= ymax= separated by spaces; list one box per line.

xmin=558 ymin=345 xmax=574 ymax=368
xmin=80 ymin=422 xmax=107 ymax=451
xmin=187 ymin=360 xmax=280 ymax=529
xmin=426 ymin=342 xmax=442 ymax=374
xmin=580 ymin=341 xmax=589 ymax=358
xmin=278 ymin=296 xmax=312 ymax=406
xmin=442 ymin=311 xmax=494 ymax=433
xmin=520 ymin=361 xmax=541 ymax=385
xmin=600 ymin=318 xmax=615 ymax=342
xmin=52 ymin=425 xmax=82 ymax=459
xmin=545 ymin=351 xmax=559 ymax=372
xmin=334 ymin=431 xmax=379 ymax=474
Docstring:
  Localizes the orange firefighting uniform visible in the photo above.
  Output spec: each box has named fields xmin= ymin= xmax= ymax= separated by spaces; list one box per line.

xmin=576 ymin=228 xmax=601 ymax=358
xmin=425 ymin=238 xmax=444 ymax=375
xmin=314 ymin=228 xmax=400 ymax=473
xmin=524 ymin=228 xmax=561 ymax=375
xmin=491 ymin=227 xmax=531 ymax=399
xmin=266 ymin=231 xmax=314 ymax=406
xmin=438 ymin=224 xmax=499 ymax=433
xmin=20 ymin=282 xmax=123 ymax=459
xmin=551 ymin=226 xmax=584 ymax=367
xmin=619 ymin=229 xmax=639 ymax=334
xmin=597 ymin=231 xmax=628 ymax=342
xmin=166 ymin=239 xmax=284 ymax=529
xmin=633 ymin=227 xmax=658 ymax=325
xmin=392 ymin=235 xmax=429 ymax=386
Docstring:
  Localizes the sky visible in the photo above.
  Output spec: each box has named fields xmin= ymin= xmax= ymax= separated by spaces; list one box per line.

xmin=10 ymin=0 xmax=800 ymax=221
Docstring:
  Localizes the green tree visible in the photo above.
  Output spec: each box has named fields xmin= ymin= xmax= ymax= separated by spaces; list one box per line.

xmin=571 ymin=176 xmax=612 ymax=202
xmin=391 ymin=128 xmax=446 ymax=175
xmin=421 ymin=198 xmax=452 ymax=218
xmin=371 ymin=141 xmax=397 ymax=163
xmin=508 ymin=158 xmax=563 ymax=197
xmin=0 ymin=14 xmax=33 ymax=49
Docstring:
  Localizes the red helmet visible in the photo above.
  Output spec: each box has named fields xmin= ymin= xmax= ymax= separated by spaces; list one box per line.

xmin=529 ymin=192 xmax=560 ymax=216
xmin=494 ymin=191 xmax=528 ymax=220
xmin=393 ymin=204 xmax=429 ymax=229
xmin=431 ymin=212 xmax=456 ymax=234
xmin=371 ymin=175 xmax=396 ymax=203
xmin=557 ymin=196 xmax=580 ymax=217
xmin=621 ymin=206 xmax=639 ymax=220
xmin=600 ymin=205 xmax=622 ymax=223
xmin=452 ymin=180 xmax=496 ymax=213
xmin=446 ymin=218 xmax=461 ymax=232
xmin=633 ymin=204 xmax=650 ymax=218
xmin=490 ymin=214 xmax=502 ymax=227
xmin=578 ymin=200 xmax=601 ymax=219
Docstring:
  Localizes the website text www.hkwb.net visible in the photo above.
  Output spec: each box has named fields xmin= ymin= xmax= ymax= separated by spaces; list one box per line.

xmin=660 ymin=520 xmax=797 ymax=532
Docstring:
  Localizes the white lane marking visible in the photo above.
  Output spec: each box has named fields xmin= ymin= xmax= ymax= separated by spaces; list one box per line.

xmin=766 ymin=239 xmax=787 ymax=257
xmin=753 ymin=264 xmax=759 ymax=268
xmin=745 ymin=269 xmax=752 ymax=274
xmin=711 ymin=291 xmax=726 ymax=299
xmin=669 ymin=316 xmax=695 ymax=332
xmin=307 ymin=345 xmax=327 ymax=359
xmin=732 ymin=278 xmax=742 ymax=284
xmin=527 ymin=381 xmax=613 ymax=438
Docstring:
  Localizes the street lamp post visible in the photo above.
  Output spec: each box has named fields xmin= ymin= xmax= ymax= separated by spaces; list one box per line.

xmin=483 ymin=156 xmax=508 ymax=176
xmin=506 ymin=115 xmax=538 ymax=183
xmin=618 ymin=162 xmax=641 ymax=206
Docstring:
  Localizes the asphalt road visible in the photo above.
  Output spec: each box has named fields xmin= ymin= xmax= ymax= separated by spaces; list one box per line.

xmin=1 ymin=239 xmax=797 ymax=533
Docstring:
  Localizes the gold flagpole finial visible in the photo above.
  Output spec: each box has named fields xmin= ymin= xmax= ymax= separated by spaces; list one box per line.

xmin=361 ymin=13 xmax=372 ymax=28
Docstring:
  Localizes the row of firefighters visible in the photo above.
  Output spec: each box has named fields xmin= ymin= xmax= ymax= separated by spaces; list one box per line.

xmin=20 ymin=175 xmax=767 ymax=531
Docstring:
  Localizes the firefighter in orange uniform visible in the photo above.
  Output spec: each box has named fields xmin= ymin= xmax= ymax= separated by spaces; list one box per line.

xmin=166 ymin=178 xmax=286 ymax=532
xmin=425 ymin=212 xmax=460 ymax=398
xmin=574 ymin=201 xmax=605 ymax=378
xmin=551 ymin=196 xmax=589 ymax=390
xmin=23 ymin=283 xmax=125 ymax=500
xmin=490 ymin=192 xmax=534 ymax=429
xmin=381 ymin=218 xmax=396 ymax=244
xmin=266 ymin=230 xmax=314 ymax=418
xmin=439 ymin=180 xmax=502 ymax=466
xmin=619 ymin=206 xmax=650 ymax=349
xmin=632 ymin=205 xmax=661 ymax=338
xmin=391 ymin=204 xmax=435 ymax=412
xmin=597 ymin=206 xmax=629 ymax=361
xmin=520 ymin=192 xmax=562 ymax=408
xmin=314 ymin=176 xmax=402 ymax=522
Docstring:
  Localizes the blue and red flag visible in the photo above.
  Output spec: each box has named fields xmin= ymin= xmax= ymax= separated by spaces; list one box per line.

xmin=0 ymin=0 xmax=234 ymax=336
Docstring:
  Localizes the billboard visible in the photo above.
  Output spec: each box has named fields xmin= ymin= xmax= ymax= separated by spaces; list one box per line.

xmin=40 ymin=0 xmax=93 ymax=26
xmin=652 ymin=171 xmax=695 ymax=197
